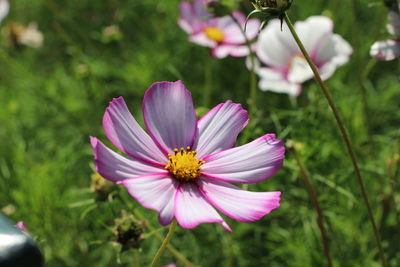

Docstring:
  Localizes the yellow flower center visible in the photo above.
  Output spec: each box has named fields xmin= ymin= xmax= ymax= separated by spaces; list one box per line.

xmin=204 ymin=27 xmax=224 ymax=43
xmin=165 ymin=147 xmax=205 ymax=180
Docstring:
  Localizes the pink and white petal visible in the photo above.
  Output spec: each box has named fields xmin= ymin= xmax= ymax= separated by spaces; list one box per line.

xmin=212 ymin=44 xmax=250 ymax=58
xmin=202 ymin=134 xmax=285 ymax=184
xmin=197 ymin=177 xmax=281 ymax=222
xmin=287 ymin=56 xmax=314 ymax=84
xmin=215 ymin=15 xmax=237 ymax=29
xmin=143 ymin=81 xmax=198 ymax=154
xmin=195 ymin=100 xmax=248 ymax=158
xmin=314 ymin=34 xmax=352 ymax=67
xmin=192 ymin=0 xmax=212 ymax=20
xmin=318 ymin=61 xmax=337 ymax=81
xmin=257 ymin=67 xmax=302 ymax=96
xmin=90 ymin=137 xmax=167 ymax=182
xmin=222 ymin=19 xmax=260 ymax=44
xmin=179 ymin=2 xmax=194 ymax=28
xmin=174 ymin=183 xmax=231 ymax=231
xmin=179 ymin=2 xmax=208 ymax=35
xmin=370 ymin=39 xmax=400 ymax=61
xmin=256 ymin=19 xmax=298 ymax=67
xmin=178 ymin=18 xmax=193 ymax=34
xmin=189 ymin=32 xmax=217 ymax=48
xmin=102 ymin=97 xmax=167 ymax=165
xmin=243 ymin=19 xmax=261 ymax=40
xmin=387 ymin=11 xmax=400 ymax=37
xmin=295 ymin=16 xmax=333 ymax=58
xmin=231 ymin=11 xmax=246 ymax=25
xmin=119 ymin=174 xmax=179 ymax=226
xmin=211 ymin=45 xmax=231 ymax=59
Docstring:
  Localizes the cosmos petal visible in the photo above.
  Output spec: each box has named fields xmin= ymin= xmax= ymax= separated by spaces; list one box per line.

xmin=198 ymin=177 xmax=281 ymax=222
xmin=119 ymin=174 xmax=179 ymax=226
xmin=370 ymin=39 xmax=400 ymax=61
xmin=212 ymin=44 xmax=250 ymax=58
xmin=189 ymin=32 xmax=217 ymax=47
xmin=102 ymin=96 xmax=167 ymax=165
xmin=256 ymin=19 xmax=298 ymax=67
xmin=294 ymin=16 xmax=333 ymax=58
xmin=174 ymin=182 xmax=231 ymax=231
xmin=257 ymin=67 xmax=302 ymax=97
xmin=195 ymin=100 xmax=248 ymax=158
xmin=143 ymin=81 xmax=198 ymax=154
xmin=222 ymin=18 xmax=260 ymax=44
xmin=314 ymin=34 xmax=352 ymax=68
xmin=90 ymin=137 xmax=167 ymax=182
xmin=202 ymin=134 xmax=285 ymax=184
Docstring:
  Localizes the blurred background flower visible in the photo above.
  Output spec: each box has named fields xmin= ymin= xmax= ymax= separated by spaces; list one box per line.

xmin=254 ymin=16 xmax=352 ymax=96
xmin=178 ymin=0 xmax=260 ymax=58
xmin=370 ymin=4 xmax=400 ymax=61
xmin=0 ymin=0 xmax=9 ymax=23
xmin=2 ymin=22 xmax=44 ymax=48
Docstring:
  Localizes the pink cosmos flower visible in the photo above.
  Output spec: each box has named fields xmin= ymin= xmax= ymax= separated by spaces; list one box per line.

xmin=15 ymin=221 xmax=27 ymax=232
xmin=178 ymin=0 xmax=260 ymax=59
xmin=370 ymin=7 xmax=400 ymax=61
xmin=90 ymin=81 xmax=284 ymax=231
xmin=255 ymin=16 xmax=352 ymax=96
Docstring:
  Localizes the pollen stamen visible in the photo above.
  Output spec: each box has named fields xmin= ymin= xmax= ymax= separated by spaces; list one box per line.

xmin=165 ymin=147 xmax=205 ymax=180
xmin=204 ymin=27 xmax=224 ymax=43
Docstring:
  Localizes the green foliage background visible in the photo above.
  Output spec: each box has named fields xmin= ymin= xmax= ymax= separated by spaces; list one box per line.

xmin=0 ymin=0 xmax=399 ymax=266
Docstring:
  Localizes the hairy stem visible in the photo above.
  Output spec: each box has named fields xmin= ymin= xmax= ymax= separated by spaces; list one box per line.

xmin=203 ymin=54 xmax=213 ymax=107
xmin=283 ymin=12 xmax=387 ymax=267
xmin=134 ymin=211 xmax=196 ymax=267
xmin=229 ymin=14 xmax=257 ymax=122
xmin=290 ymin=144 xmax=333 ymax=267
xmin=150 ymin=219 xmax=178 ymax=267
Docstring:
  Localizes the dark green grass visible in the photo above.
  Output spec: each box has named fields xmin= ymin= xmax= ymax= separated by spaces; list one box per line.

xmin=0 ymin=0 xmax=399 ymax=266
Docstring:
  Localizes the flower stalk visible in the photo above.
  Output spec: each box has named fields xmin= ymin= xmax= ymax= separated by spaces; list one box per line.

xmin=150 ymin=219 xmax=178 ymax=267
xmin=229 ymin=14 xmax=257 ymax=131
xmin=134 ymin=211 xmax=196 ymax=267
xmin=283 ymin=12 xmax=387 ymax=267
xmin=203 ymin=54 xmax=213 ymax=107
xmin=288 ymin=142 xmax=333 ymax=267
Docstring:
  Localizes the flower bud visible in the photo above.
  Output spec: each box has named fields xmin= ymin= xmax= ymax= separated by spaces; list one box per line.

xmin=114 ymin=211 xmax=144 ymax=251
xmin=251 ymin=0 xmax=293 ymax=17
xmin=90 ymin=172 xmax=115 ymax=201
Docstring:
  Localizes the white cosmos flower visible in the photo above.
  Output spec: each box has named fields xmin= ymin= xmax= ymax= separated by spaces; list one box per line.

xmin=370 ymin=10 xmax=400 ymax=61
xmin=255 ymin=16 xmax=353 ymax=96
xmin=0 ymin=0 xmax=9 ymax=23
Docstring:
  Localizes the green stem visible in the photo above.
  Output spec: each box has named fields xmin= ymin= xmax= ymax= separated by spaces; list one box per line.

xmin=134 ymin=211 xmax=196 ymax=267
xmin=203 ymin=55 xmax=213 ymax=107
xmin=150 ymin=219 xmax=178 ymax=267
xmin=283 ymin=12 xmax=387 ymax=267
xmin=229 ymin=14 xmax=257 ymax=120
xmin=290 ymin=144 xmax=333 ymax=267
xmin=248 ymin=52 xmax=257 ymax=120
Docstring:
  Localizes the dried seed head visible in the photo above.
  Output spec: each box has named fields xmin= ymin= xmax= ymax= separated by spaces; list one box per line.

xmin=114 ymin=211 xmax=144 ymax=251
